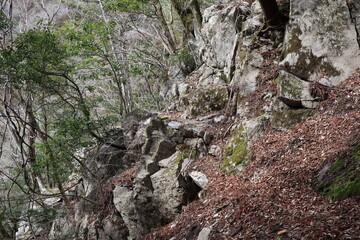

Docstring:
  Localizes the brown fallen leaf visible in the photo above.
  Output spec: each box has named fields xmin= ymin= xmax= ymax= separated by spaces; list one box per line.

xmin=277 ymin=229 xmax=288 ymax=235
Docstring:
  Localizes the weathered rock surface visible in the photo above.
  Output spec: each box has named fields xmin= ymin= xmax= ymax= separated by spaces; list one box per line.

xmin=40 ymin=2 xmax=360 ymax=240
xmin=110 ymin=117 xmax=208 ymax=239
xmin=183 ymin=85 xmax=229 ymax=117
xmin=279 ymin=0 xmax=360 ymax=107
xmin=277 ymin=70 xmax=316 ymax=108
xmin=198 ymin=3 xmax=249 ymax=79
xmin=348 ymin=0 xmax=360 ymax=46
xmin=231 ymin=1 xmax=268 ymax=97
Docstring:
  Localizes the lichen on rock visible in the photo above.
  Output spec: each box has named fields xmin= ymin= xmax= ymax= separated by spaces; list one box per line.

xmin=220 ymin=126 xmax=248 ymax=173
xmin=277 ymin=70 xmax=316 ymax=108
xmin=183 ymin=86 xmax=229 ymax=117
xmin=280 ymin=0 xmax=360 ymax=85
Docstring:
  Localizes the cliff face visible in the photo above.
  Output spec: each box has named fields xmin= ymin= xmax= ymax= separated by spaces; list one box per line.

xmin=13 ymin=0 xmax=360 ymax=239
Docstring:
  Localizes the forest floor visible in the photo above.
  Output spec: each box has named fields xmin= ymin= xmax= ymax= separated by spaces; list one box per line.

xmin=141 ymin=69 xmax=360 ymax=240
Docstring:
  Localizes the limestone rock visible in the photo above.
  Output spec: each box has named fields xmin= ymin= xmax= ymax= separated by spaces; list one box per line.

xmin=197 ymin=227 xmax=212 ymax=240
xmin=49 ymin=215 xmax=76 ymax=240
xmin=200 ymin=4 xmax=248 ymax=78
xmin=280 ymin=0 xmax=360 ymax=85
xmin=209 ymin=145 xmax=221 ymax=157
xmin=100 ymin=214 xmax=129 ymax=240
xmin=242 ymin=115 xmax=269 ymax=141
xmin=113 ymin=186 xmax=148 ymax=240
xmin=151 ymin=152 xmax=185 ymax=221
xmin=214 ymin=115 xmax=227 ymax=123
xmin=348 ymin=0 xmax=360 ymax=45
xmin=184 ymin=86 xmax=229 ymax=117
xmin=168 ymin=120 xmax=183 ymax=130
xmin=277 ymin=71 xmax=316 ymax=108
xmin=231 ymin=1 xmax=268 ymax=98
xmin=189 ymin=171 xmax=209 ymax=189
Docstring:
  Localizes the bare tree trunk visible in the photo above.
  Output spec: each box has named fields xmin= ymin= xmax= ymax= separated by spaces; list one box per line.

xmin=153 ymin=0 xmax=177 ymax=54
xmin=258 ymin=0 xmax=282 ymax=26
xmin=169 ymin=0 xmax=202 ymax=36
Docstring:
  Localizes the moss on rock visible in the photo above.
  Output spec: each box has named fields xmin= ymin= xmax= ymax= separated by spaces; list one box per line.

xmin=220 ymin=127 xmax=248 ymax=174
xmin=186 ymin=86 xmax=229 ymax=116
xmin=318 ymin=143 xmax=360 ymax=202
xmin=282 ymin=24 xmax=341 ymax=80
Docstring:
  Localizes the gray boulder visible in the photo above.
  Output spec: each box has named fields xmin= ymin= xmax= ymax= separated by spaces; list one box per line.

xmin=280 ymin=0 xmax=360 ymax=85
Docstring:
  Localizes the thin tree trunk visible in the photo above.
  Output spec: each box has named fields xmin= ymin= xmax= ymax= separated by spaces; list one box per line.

xmin=153 ymin=0 xmax=178 ymax=54
xmin=258 ymin=0 xmax=282 ymax=26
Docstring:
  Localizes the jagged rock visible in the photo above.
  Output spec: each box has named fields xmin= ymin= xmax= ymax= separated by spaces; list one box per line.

xmin=231 ymin=47 xmax=264 ymax=96
xmin=189 ymin=171 xmax=209 ymax=189
xmin=142 ymin=118 xmax=173 ymax=156
xmin=135 ymin=168 xmax=153 ymax=190
xmin=145 ymin=116 xmax=167 ymax=137
xmin=280 ymin=0 xmax=360 ymax=85
xmin=94 ymin=138 xmax=127 ymax=180
xmin=277 ymin=71 xmax=316 ymax=108
xmin=113 ymin=185 xmax=159 ymax=240
xmin=121 ymin=110 xmax=156 ymax=142
xmin=209 ymin=145 xmax=221 ymax=157
xmin=231 ymin=1 xmax=267 ymax=97
xmin=77 ymin=216 xmax=89 ymax=240
xmin=89 ymin=214 xmax=128 ymax=240
xmin=151 ymin=152 xmax=186 ymax=221
xmin=128 ymin=127 xmax=147 ymax=150
xmin=184 ymin=86 xmax=229 ymax=117
xmin=168 ymin=64 xmax=186 ymax=83
xmin=181 ymin=157 xmax=194 ymax=174
xmin=200 ymin=3 xmax=249 ymax=78
xmin=49 ymin=214 xmax=76 ymax=240
xmin=184 ymin=138 xmax=207 ymax=155
xmin=150 ymin=139 xmax=176 ymax=162
xmin=242 ymin=115 xmax=269 ymax=141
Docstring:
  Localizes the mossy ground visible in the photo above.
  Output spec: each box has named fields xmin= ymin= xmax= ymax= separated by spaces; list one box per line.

xmin=220 ymin=127 xmax=248 ymax=174
xmin=318 ymin=143 xmax=360 ymax=202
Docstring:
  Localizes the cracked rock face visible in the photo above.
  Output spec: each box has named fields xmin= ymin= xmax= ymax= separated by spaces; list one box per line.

xmin=112 ymin=117 xmax=205 ymax=239
xmin=347 ymin=0 xmax=360 ymax=46
xmin=280 ymin=0 xmax=360 ymax=85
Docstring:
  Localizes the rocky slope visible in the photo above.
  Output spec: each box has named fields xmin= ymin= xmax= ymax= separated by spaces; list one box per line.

xmin=32 ymin=0 xmax=360 ymax=239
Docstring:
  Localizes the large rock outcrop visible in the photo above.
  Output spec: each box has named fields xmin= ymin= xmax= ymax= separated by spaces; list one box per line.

xmin=111 ymin=116 xmax=210 ymax=239
xmin=278 ymin=0 xmax=360 ymax=108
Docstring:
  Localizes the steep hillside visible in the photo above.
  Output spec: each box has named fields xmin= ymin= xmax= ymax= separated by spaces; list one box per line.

xmin=1 ymin=0 xmax=359 ymax=239
xmin=142 ymin=69 xmax=360 ymax=240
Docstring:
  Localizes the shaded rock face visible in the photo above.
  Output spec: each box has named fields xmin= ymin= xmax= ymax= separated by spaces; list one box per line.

xmin=48 ymin=113 xmax=211 ymax=240
xmin=277 ymin=70 xmax=315 ymax=108
xmin=278 ymin=0 xmax=360 ymax=107
xmin=112 ymin=117 xmax=209 ymax=240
